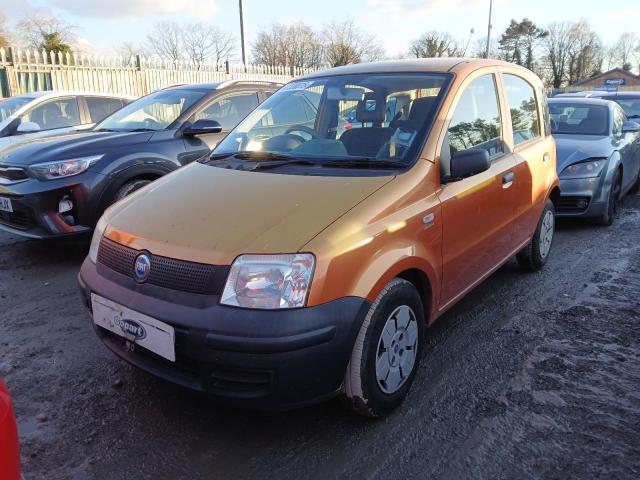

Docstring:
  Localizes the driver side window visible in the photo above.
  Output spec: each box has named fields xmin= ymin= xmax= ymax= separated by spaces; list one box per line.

xmin=194 ymin=92 xmax=259 ymax=131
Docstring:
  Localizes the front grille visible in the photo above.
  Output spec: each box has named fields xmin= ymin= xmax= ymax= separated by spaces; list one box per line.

xmin=0 ymin=209 xmax=31 ymax=230
xmin=0 ymin=165 xmax=28 ymax=184
xmin=97 ymin=237 xmax=229 ymax=295
xmin=557 ymin=195 xmax=591 ymax=212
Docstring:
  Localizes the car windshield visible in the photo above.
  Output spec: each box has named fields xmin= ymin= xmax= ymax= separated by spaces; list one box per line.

xmin=608 ymin=98 xmax=640 ymax=118
xmin=0 ymin=96 xmax=33 ymax=121
xmin=95 ymin=89 xmax=205 ymax=132
xmin=550 ymin=103 xmax=609 ymax=135
xmin=212 ymin=73 xmax=450 ymax=172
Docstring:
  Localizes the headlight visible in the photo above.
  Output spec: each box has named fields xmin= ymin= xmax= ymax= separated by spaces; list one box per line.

xmin=88 ymin=216 xmax=107 ymax=264
xmin=221 ymin=254 xmax=315 ymax=309
xmin=560 ymin=159 xmax=606 ymax=179
xmin=30 ymin=155 xmax=103 ymax=180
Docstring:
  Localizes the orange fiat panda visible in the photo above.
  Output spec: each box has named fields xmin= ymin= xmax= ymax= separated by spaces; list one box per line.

xmin=79 ymin=59 xmax=559 ymax=417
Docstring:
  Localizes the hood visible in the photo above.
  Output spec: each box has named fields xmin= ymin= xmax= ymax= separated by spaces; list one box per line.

xmin=554 ymin=134 xmax=613 ymax=172
xmin=0 ymin=130 xmax=154 ymax=166
xmin=104 ymin=163 xmax=394 ymax=265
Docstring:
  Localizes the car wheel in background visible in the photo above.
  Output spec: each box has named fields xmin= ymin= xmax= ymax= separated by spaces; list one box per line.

xmin=342 ymin=278 xmax=425 ymax=418
xmin=596 ymin=168 xmax=622 ymax=226
xmin=114 ymin=179 xmax=153 ymax=202
xmin=517 ymin=198 xmax=555 ymax=271
xmin=629 ymin=169 xmax=640 ymax=195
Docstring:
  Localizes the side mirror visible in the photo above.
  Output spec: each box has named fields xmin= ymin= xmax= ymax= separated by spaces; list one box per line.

xmin=16 ymin=121 xmax=41 ymax=134
xmin=622 ymin=120 xmax=640 ymax=134
xmin=447 ymin=149 xmax=491 ymax=181
xmin=183 ymin=119 xmax=222 ymax=137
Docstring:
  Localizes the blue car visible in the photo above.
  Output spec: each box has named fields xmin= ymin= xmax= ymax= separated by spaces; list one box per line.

xmin=549 ymin=98 xmax=640 ymax=225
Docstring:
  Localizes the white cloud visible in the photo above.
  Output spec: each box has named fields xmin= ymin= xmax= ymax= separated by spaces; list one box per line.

xmin=47 ymin=0 xmax=219 ymax=20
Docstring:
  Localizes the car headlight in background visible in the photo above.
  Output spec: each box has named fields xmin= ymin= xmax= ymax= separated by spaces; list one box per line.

xmin=88 ymin=216 xmax=107 ymax=264
xmin=560 ymin=158 xmax=606 ymax=179
xmin=30 ymin=155 xmax=103 ymax=180
xmin=221 ymin=254 xmax=315 ymax=309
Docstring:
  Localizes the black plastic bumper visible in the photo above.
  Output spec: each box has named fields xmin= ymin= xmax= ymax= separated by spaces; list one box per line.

xmin=0 ymin=171 xmax=107 ymax=238
xmin=78 ymin=258 xmax=371 ymax=409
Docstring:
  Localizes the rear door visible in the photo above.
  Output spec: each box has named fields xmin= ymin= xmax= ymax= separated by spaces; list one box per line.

xmin=437 ymin=71 xmax=516 ymax=307
xmin=499 ymin=73 xmax=552 ymax=248
xmin=83 ymin=96 xmax=127 ymax=127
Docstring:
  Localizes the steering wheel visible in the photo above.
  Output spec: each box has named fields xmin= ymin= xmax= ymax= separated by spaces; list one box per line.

xmin=143 ymin=118 xmax=163 ymax=130
xmin=284 ymin=125 xmax=320 ymax=139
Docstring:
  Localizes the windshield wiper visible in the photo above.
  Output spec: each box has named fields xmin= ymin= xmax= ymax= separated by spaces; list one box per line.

xmin=207 ymin=151 xmax=295 ymax=162
xmin=323 ymin=158 xmax=407 ymax=169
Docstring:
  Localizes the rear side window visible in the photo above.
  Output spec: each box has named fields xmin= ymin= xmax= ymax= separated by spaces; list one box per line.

xmin=503 ymin=74 xmax=541 ymax=146
xmin=447 ymin=74 xmax=503 ymax=158
xmin=195 ymin=92 xmax=259 ymax=131
xmin=86 ymin=97 xmax=125 ymax=123
xmin=20 ymin=98 xmax=81 ymax=131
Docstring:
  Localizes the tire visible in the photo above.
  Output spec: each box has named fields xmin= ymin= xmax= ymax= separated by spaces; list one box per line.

xmin=113 ymin=179 xmax=153 ymax=203
xmin=595 ymin=168 xmax=622 ymax=226
xmin=342 ymin=278 xmax=425 ymax=418
xmin=516 ymin=198 xmax=555 ymax=272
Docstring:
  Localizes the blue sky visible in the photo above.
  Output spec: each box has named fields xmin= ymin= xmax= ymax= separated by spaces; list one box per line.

xmin=4 ymin=0 xmax=640 ymax=59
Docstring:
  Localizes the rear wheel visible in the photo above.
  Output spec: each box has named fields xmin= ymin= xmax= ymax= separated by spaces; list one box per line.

xmin=342 ymin=278 xmax=425 ymax=418
xmin=596 ymin=168 xmax=622 ymax=226
xmin=517 ymin=199 xmax=555 ymax=271
xmin=113 ymin=178 xmax=153 ymax=203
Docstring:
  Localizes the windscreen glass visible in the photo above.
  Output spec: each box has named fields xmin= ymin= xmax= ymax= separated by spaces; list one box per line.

xmin=212 ymin=73 xmax=450 ymax=171
xmin=550 ymin=103 xmax=609 ymax=135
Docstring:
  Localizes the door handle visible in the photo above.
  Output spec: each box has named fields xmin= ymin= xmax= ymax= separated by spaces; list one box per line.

xmin=502 ymin=172 xmax=515 ymax=188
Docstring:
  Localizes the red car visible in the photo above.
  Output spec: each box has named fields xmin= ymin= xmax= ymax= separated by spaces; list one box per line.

xmin=0 ymin=378 xmax=20 ymax=480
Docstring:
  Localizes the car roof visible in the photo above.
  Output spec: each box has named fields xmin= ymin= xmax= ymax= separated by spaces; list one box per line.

xmin=10 ymin=91 xmax=136 ymax=100
xmin=164 ymin=80 xmax=283 ymax=92
xmin=298 ymin=58 xmax=528 ymax=79
xmin=600 ymin=92 xmax=640 ymax=98
xmin=549 ymin=97 xmax=615 ymax=107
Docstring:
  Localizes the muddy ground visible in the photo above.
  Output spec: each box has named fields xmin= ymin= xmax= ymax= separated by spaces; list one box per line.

xmin=1 ymin=195 xmax=640 ymax=480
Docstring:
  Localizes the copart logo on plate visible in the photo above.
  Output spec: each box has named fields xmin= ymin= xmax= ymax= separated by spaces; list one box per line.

xmin=118 ymin=319 xmax=147 ymax=340
xmin=134 ymin=252 xmax=151 ymax=282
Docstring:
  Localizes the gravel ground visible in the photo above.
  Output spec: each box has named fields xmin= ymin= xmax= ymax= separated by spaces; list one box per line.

xmin=1 ymin=194 xmax=639 ymax=480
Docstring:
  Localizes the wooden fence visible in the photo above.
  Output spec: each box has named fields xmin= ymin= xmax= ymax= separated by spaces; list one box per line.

xmin=0 ymin=47 xmax=319 ymax=98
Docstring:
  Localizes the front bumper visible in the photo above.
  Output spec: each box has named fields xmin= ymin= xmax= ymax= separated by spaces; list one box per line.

xmin=78 ymin=258 xmax=370 ymax=409
xmin=0 ymin=171 xmax=106 ymax=238
xmin=556 ymin=176 xmax=607 ymax=218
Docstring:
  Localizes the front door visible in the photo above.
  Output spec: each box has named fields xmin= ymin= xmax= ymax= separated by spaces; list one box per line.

xmin=437 ymin=73 xmax=516 ymax=308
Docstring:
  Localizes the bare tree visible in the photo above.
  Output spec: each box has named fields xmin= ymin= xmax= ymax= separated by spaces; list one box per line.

xmin=541 ymin=22 xmax=577 ymax=88
xmin=614 ymin=32 xmax=639 ymax=71
xmin=146 ymin=21 xmax=182 ymax=63
xmin=183 ymin=23 xmax=235 ymax=69
xmin=252 ymin=22 xmax=323 ymax=70
xmin=323 ymin=19 xmax=384 ymax=67
xmin=0 ymin=14 xmax=12 ymax=49
xmin=471 ymin=37 xmax=498 ymax=59
xmin=17 ymin=14 xmax=76 ymax=51
xmin=566 ymin=21 xmax=603 ymax=84
xmin=410 ymin=31 xmax=460 ymax=58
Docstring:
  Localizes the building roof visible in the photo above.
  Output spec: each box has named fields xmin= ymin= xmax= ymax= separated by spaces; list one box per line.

xmin=574 ymin=68 xmax=640 ymax=86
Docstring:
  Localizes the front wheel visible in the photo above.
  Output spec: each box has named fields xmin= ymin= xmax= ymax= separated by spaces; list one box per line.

xmin=595 ymin=168 xmax=622 ymax=226
xmin=113 ymin=179 xmax=153 ymax=203
xmin=516 ymin=198 xmax=555 ymax=271
xmin=342 ymin=278 xmax=425 ymax=418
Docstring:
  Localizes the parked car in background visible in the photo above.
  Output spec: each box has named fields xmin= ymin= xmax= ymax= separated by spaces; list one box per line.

xmin=597 ymin=92 xmax=640 ymax=120
xmin=79 ymin=59 xmax=559 ymax=417
xmin=554 ymin=91 xmax=604 ymax=98
xmin=0 ymin=81 xmax=281 ymax=238
xmin=549 ymin=97 xmax=640 ymax=224
xmin=0 ymin=378 xmax=20 ymax=480
xmin=0 ymin=91 xmax=134 ymax=150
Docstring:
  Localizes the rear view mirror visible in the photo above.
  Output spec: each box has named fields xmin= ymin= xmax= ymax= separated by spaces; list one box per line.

xmin=16 ymin=121 xmax=41 ymax=134
xmin=327 ymin=86 xmax=365 ymax=101
xmin=183 ymin=119 xmax=222 ymax=137
xmin=622 ymin=120 xmax=640 ymax=133
xmin=447 ymin=149 xmax=491 ymax=181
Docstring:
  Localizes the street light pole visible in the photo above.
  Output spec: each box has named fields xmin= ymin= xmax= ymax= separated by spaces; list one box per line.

xmin=485 ymin=0 xmax=493 ymax=58
xmin=239 ymin=0 xmax=247 ymax=71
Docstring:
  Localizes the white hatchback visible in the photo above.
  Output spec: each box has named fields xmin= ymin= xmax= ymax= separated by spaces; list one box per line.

xmin=0 ymin=91 xmax=136 ymax=151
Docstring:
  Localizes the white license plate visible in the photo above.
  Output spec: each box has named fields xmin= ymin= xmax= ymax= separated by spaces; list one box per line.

xmin=0 ymin=197 xmax=12 ymax=213
xmin=91 ymin=294 xmax=175 ymax=362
